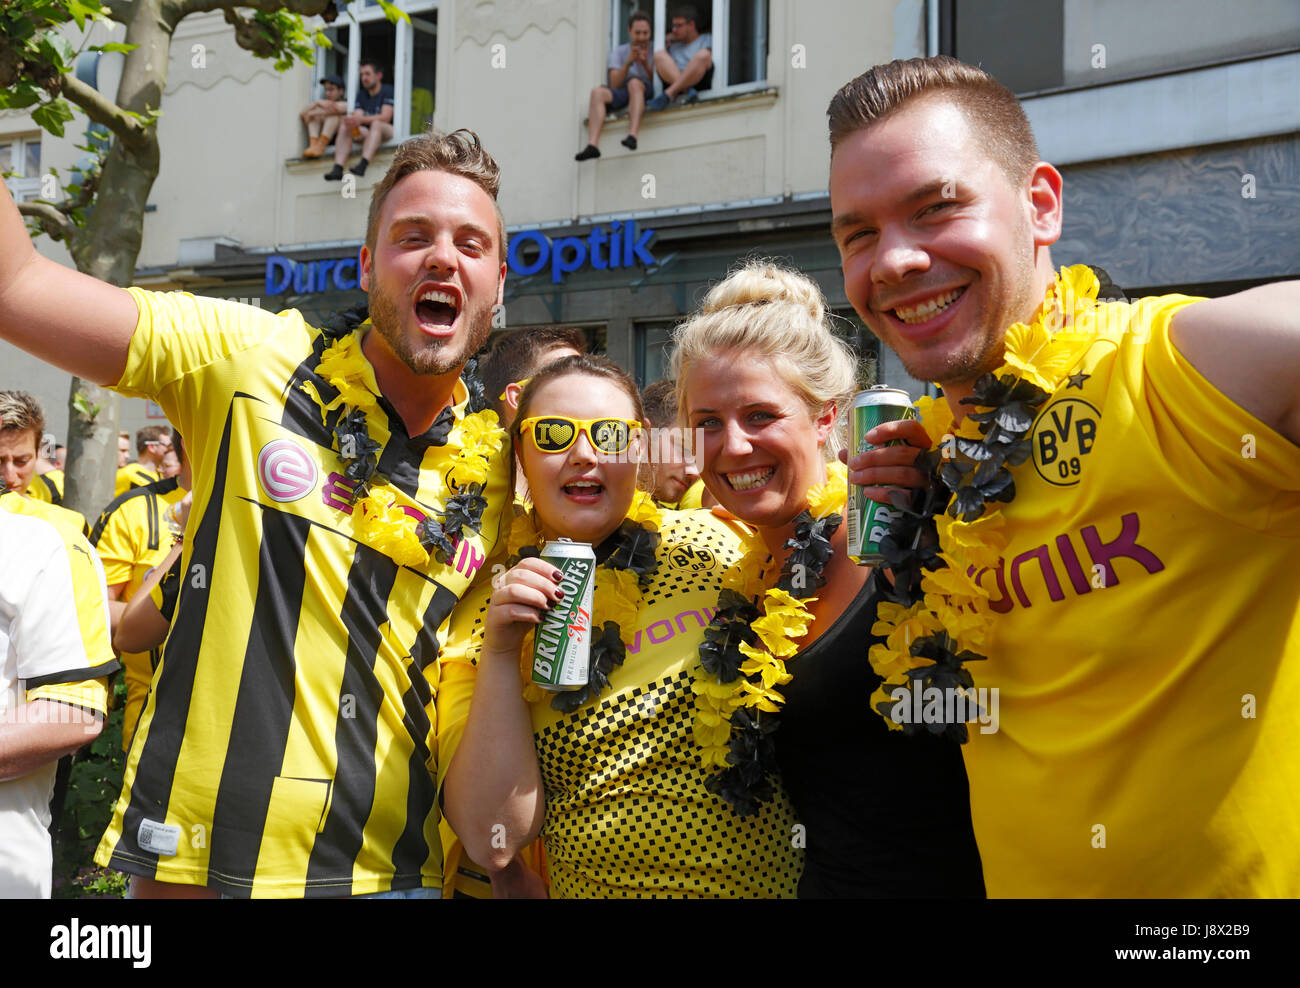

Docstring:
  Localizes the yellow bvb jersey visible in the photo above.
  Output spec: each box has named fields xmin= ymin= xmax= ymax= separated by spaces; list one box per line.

xmin=28 ymin=469 xmax=65 ymax=505
xmin=438 ymin=509 xmax=804 ymax=898
xmin=1 ymin=499 xmax=118 ymax=897
xmin=115 ymin=462 xmax=160 ymax=498
xmin=94 ymin=289 xmax=510 ymax=898
xmin=961 ymin=293 xmax=1300 ymax=897
xmin=11 ymin=491 xmax=88 ymax=541
xmin=89 ymin=475 xmax=188 ymax=750
xmin=0 ymin=493 xmax=117 ymax=717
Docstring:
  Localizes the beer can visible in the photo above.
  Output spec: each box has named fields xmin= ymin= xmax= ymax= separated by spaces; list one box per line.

xmin=846 ymin=386 xmax=917 ymax=566
xmin=531 ymin=539 xmax=596 ymax=691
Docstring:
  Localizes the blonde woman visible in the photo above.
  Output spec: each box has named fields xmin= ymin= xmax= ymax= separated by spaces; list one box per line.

xmin=674 ymin=260 xmax=985 ymax=897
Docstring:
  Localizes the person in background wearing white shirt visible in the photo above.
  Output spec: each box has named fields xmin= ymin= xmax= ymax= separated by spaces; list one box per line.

xmin=0 ymin=500 xmax=117 ymax=897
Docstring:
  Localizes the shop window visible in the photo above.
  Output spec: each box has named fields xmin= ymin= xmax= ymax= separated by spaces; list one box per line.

xmin=311 ymin=1 xmax=437 ymax=143
xmin=609 ymin=0 xmax=768 ymax=99
xmin=945 ymin=0 xmax=1300 ymax=94
xmin=634 ymin=320 xmax=677 ymax=388
xmin=0 ymin=135 xmax=42 ymax=203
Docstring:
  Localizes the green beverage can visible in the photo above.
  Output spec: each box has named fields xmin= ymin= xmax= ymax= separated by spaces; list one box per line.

xmin=531 ymin=538 xmax=596 ymax=691
xmin=846 ymin=386 xmax=917 ymax=566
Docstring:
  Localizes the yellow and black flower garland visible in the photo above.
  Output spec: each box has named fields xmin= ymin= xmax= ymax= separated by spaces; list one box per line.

xmin=867 ymin=264 xmax=1118 ymax=734
xmin=691 ymin=463 xmax=848 ymax=815
xmin=299 ymin=314 xmax=507 ymax=569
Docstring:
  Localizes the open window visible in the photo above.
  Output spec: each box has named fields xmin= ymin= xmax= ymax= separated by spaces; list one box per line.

xmin=310 ymin=0 xmax=437 ymax=144
xmin=610 ymin=0 xmax=768 ymax=100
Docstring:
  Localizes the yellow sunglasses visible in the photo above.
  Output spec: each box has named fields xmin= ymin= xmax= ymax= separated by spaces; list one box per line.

xmin=518 ymin=415 xmax=643 ymax=454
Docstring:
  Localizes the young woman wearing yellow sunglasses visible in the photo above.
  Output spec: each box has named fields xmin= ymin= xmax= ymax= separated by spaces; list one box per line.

xmin=438 ymin=353 xmax=803 ymax=898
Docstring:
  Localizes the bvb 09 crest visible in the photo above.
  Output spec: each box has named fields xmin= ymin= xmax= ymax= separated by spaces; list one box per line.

xmin=1032 ymin=398 xmax=1100 ymax=487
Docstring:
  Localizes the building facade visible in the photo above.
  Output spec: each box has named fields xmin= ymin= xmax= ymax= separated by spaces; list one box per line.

xmin=3 ymin=0 xmax=1298 ymax=442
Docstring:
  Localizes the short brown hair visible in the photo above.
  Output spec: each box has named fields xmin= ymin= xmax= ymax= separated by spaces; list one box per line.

xmin=827 ymin=56 xmax=1039 ymax=185
xmin=629 ymin=10 xmax=651 ymax=29
xmin=479 ymin=327 xmax=588 ymax=416
xmin=136 ymin=425 xmax=171 ymax=454
xmin=640 ymin=379 xmax=677 ymax=429
xmin=0 ymin=390 xmax=44 ymax=443
xmin=365 ymin=128 xmax=507 ymax=259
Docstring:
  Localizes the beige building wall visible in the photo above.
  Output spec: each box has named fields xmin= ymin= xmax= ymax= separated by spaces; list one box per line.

xmin=13 ymin=1 xmax=914 ymax=274
xmin=441 ymin=0 xmax=905 ymax=227
xmin=2 ymin=0 xmax=916 ymax=447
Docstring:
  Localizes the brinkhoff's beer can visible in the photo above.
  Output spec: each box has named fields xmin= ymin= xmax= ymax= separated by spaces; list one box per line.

xmin=531 ymin=538 xmax=596 ymax=691
xmin=846 ymin=386 xmax=917 ymax=566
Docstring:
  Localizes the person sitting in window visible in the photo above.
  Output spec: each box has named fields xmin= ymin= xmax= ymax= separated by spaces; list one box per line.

xmin=324 ymin=61 xmax=394 ymax=181
xmin=575 ymin=9 xmax=655 ymax=161
xmin=300 ymin=75 xmax=347 ymax=159
xmin=647 ymin=4 xmax=712 ymax=111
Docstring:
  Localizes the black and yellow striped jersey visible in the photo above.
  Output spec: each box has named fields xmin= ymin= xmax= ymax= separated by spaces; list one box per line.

xmin=114 ymin=462 xmax=160 ymax=498
xmin=438 ymin=509 xmax=804 ymax=898
xmin=28 ymin=469 xmax=65 ymax=505
xmin=94 ymin=289 xmax=511 ymax=898
xmin=89 ymin=475 xmax=187 ymax=750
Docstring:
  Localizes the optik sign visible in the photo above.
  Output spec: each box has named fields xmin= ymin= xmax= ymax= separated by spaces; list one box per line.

xmin=508 ymin=220 xmax=656 ymax=284
xmin=263 ymin=221 xmax=656 ymax=295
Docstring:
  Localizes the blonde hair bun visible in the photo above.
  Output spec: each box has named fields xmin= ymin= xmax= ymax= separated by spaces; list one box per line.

xmin=699 ymin=261 xmax=827 ymax=325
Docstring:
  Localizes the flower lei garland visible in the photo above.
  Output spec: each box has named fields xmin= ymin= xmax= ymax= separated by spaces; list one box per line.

xmin=691 ymin=461 xmax=848 ymax=816
xmin=505 ymin=491 xmax=664 ymax=714
xmin=298 ymin=309 xmax=507 ymax=568
xmin=866 ymin=265 xmax=1120 ymax=737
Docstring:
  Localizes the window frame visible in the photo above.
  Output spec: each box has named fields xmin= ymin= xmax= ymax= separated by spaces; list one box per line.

xmin=0 ymin=134 xmax=42 ymax=203
xmin=311 ymin=0 xmax=438 ymax=145
xmin=633 ymin=318 xmax=678 ymax=388
xmin=611 ymin=0 xmax=769 ymax=101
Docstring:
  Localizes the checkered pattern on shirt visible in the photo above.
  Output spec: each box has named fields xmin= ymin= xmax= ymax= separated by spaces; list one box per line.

xmin=532 ymin=509 xmax=801 ymax=898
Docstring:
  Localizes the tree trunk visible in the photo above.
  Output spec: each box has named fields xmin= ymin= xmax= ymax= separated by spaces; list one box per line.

xmin=61 ymin=0 xmax=169 ymax=519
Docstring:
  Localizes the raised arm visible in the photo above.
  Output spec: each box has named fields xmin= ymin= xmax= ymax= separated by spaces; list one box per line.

xmin=1170 ymin=281 xmax=1300 ymax=447
xmin=0 ymin=184 xmax=138 ymax=386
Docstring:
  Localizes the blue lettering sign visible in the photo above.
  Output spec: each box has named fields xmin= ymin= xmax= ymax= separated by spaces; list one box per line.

xmin=262 ymin=222 xmax=650 ymax=296
xmin=507 ymin=230 xmax=550 ymax=278
xmin=334 ymin=257 xmax=358 ymax=290
xmin=504 ymin=222 xmax=656 ymax=283
xmin=265 ymin=256 xmax=293 ymax=295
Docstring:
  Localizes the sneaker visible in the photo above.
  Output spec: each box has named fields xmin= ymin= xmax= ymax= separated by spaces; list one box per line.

xmin=646 ymin=92 xmax=670 ymax=112
xmin=323 ymin=164 xmax=344 ymax=181
xmin=671 ymin=88 xmax=699 ymax=107
xmin=349 ymin=158 xmax=368 ymax=177
xmin=574 ymin=144 xmax=600 ymax=161
xmin=620 ymin=135 xmax=638 ymax=151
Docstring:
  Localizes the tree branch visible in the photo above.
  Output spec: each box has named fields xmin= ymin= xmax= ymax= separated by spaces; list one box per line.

xmin=164 ymin=0 xmax=333 ymax=20
xmin=59 ymin=72 xmax=150 ymax=151
xmin=105 ymin=0 xmax=135 ymax=23
xmin=16 ymin=201 xmax=76 ymax=242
